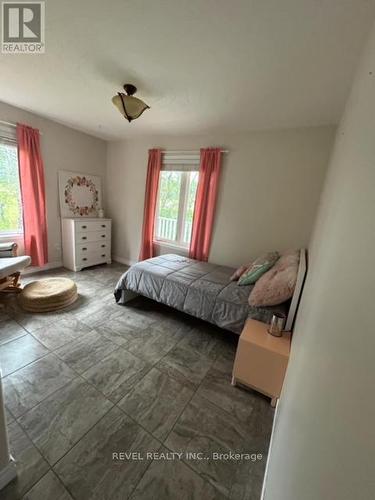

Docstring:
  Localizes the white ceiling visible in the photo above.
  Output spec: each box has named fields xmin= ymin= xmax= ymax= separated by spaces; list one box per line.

xmin=1 ymin=0 xmax=374 ymax=140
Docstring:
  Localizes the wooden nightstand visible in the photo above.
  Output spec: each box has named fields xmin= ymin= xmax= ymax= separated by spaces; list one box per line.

xmin=232 ymin=319 xmax=291 ymax=407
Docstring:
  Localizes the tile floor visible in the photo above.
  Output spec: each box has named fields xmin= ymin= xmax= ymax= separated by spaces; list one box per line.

xmin=0 ymin=263 xmax=274 ymax=500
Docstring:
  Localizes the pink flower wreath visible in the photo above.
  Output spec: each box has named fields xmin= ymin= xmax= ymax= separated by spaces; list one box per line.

xmin=64 ymin=176 xmax=99 ymax=216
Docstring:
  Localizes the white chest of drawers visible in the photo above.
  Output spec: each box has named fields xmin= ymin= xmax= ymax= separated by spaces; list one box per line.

xmin=61 ymin=218 xmax=112 ymax=271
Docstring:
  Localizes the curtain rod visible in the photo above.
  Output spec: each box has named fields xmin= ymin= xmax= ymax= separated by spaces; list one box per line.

xmin=162 ymin=149 xmax=229 ymax=154
xmin=0 ymin=119 xmax=43 ymax=135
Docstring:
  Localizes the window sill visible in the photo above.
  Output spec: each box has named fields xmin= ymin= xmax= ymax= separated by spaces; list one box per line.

xmin=153 ymin=240 xmax=189 ymax=256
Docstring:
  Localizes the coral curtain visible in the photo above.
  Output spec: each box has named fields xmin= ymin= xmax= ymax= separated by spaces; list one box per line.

xmin=17 ymin=124 xmax=48 ymax=267
xmin=189 ymin=148 xmax=222 ymax=261
xmin=139 ymin=148 xmax=162 ymax=260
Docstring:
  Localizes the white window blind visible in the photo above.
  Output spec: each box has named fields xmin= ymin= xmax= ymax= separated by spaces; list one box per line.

xmin=161 ymin=151 xmax=200 ymax=171
xmin=0 ymin=122 xmax=17 ymax=145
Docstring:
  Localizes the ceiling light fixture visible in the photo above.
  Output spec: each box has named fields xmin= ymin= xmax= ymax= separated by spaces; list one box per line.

xmin=112 ymin=84 xmax=150 ymax=123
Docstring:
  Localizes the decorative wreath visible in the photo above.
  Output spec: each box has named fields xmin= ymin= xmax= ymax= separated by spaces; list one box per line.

xmin=64 ymin=176 xmax=99 ymax=216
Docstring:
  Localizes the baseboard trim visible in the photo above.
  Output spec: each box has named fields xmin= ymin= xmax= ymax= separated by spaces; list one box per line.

xmin=23 ymin=261 xmax=63 ymax=275
xmin=112 ymin=255 xmax=136 ymax=267
xmin=0 ymin=458 xmax=16 ymax=491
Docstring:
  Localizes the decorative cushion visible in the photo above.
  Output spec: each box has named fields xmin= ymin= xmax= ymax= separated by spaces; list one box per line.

xmin=238 ymin=251 xmax=279 ymax=286
xmin=249 ymin=250 xmax=300 ymax=307
xmin=230 ymin=264 xmax=249 ymax=281
xmin=19 ymin=277 xmax=78 ymax=312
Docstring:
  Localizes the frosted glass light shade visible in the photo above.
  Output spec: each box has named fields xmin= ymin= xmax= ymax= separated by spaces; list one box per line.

xmin=112 ymin=93 xmax=150 ymax=122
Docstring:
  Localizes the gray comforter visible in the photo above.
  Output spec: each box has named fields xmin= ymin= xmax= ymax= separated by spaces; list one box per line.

xmin=114 ymin=254 xmax=287 ymax=334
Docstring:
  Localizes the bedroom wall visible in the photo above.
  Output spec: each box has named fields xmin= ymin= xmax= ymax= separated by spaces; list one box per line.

xmin=106 ymin=126 xmax=335 ymax=267
xmin=0 ymin=381 xmax=10 ymax=477
xmin=0 ymin=101 xmax=107 ymax=268
xmin=262 ymin=19 xmax=375 ymax=500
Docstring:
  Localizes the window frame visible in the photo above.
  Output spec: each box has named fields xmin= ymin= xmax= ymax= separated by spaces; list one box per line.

xmin=154 ymin=154 xmax=199 ymax=249
xmin=0 ymin=126 xmax=23 ymax=238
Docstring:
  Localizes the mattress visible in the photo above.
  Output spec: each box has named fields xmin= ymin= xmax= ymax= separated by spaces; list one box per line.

xmin=114 ymin=254 xmax=288 ymax=334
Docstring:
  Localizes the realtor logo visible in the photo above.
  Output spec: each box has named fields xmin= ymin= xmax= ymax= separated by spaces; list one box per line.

xmin=2 ymin=2 xmax=45 ymax=53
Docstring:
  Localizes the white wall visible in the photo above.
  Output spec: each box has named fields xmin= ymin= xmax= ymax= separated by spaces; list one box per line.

xmin=0 ymin=380 xmax=10 ymax=472
xmin=106 ymin=127 xmax=335 ymax=267
xmin=263 ymin=20 xmax=375 ymax=500
xmin=0 ymin=101 xmax=107 ymax=267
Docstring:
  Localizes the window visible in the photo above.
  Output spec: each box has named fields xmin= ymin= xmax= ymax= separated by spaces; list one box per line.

xmin=0 ymin=137 xmax=23 ymax=236
xmin=155 ymin=169 xmax=199 ymax=247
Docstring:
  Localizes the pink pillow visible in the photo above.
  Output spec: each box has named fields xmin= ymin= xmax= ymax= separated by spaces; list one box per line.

xmin=249 ymin=250 xmax=300 ymax=307
xmin=230 ymin=264 xmax=249 ymax=281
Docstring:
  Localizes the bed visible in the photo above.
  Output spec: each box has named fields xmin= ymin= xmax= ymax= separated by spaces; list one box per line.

xmin=114 ymin=253 xmax=304 ymax=334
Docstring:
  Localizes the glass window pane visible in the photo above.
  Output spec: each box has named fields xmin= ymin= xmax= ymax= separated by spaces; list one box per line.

xmin=155 ymin=171 xmax=182 ymax=241
xmin=0 ymin=143 xmax=23 ymax=235
xmin=183 ymin=171 xmax=199 ymax=244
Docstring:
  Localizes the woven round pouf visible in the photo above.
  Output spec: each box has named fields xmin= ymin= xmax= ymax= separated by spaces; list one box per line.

xmin=19 ymin=278 xmax=78 ymax=313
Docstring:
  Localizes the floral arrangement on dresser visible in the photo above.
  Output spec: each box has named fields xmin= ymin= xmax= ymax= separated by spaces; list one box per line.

xmin=58 ymin=170 xmax=102 ymax=218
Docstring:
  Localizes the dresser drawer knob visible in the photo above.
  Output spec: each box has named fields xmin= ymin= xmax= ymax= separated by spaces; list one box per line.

xmin=101 ymin=244 xmax=106 ymax=248
xmin=82 ymin=225 xmax=87 ymax=229
xmin=82 ymin=236 xmax=87 ymax=240
xmin=82 ymin=247 xmax=87 ymax=251
xmin=82 ymin=258 xmax=87 ymax=261
xmin=101 ymin=224 xmax=106 ymax=228
xmin=101 ymin=254 xmax=106 ymax=257
xmin=101 ymin=234 xmax=105 ymax=238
